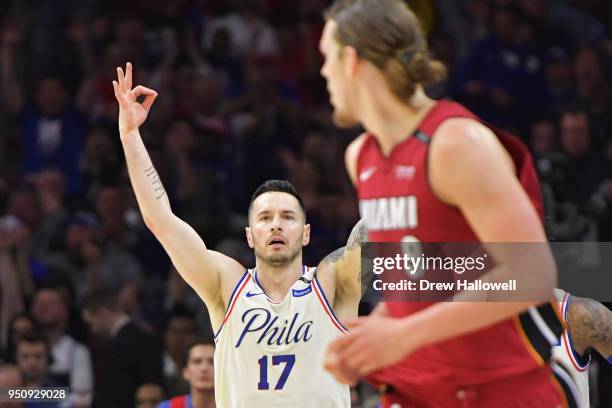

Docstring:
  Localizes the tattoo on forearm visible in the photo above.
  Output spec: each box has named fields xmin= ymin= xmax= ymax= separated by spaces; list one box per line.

xmin=144 ymin=165 xmax=166 ymax=200
xmin=568 ymin=296 xmax=612 ymax=356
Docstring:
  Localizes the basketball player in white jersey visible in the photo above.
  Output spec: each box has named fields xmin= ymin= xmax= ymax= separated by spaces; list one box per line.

xmin=112 ymin=63 xmax=366 ymax=407
xmin=553 ymin=288 xmax=612 ymax=407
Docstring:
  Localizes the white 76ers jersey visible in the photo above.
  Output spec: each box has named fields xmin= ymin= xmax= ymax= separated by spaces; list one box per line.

xmin=552 ymin=289 xmax=590 ymax=407
xmin=214 ymin=266 xmax=350 ymax=408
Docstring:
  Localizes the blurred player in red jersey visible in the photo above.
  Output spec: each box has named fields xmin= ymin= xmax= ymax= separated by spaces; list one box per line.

xmin=320 ymin=0 xmax=578 ymax=406
xmin=157 ymin=339 xmax=216 ymax=408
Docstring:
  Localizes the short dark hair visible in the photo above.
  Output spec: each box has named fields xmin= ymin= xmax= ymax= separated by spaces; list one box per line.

xmin=180 ymin=336 xmax=215 ymax=369
xmin=248 ymin=180 xmax=306 ymax=220
xmin=83 ymin=288 xmax=119 ymax=313
xmin=16 ymin=330 xmax=51 ymax=361
xmin=165 ymin=306 xmax=196 ymax=331
xmin=32 ymin=285 xmax=70 ymax=309
xmin=560 ymin=104 xmax=591 ymax=121
xmin=168 ymin=305 xmax=196 ymax=321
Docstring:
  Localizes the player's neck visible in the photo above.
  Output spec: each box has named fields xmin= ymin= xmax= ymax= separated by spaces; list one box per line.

xmin=191 ymin=389 xmax=215 ymax=408
xmin=362 ymin=88 xmax=435 ymax=156
xmin=255 ymin=257 xmax=303 ymax=302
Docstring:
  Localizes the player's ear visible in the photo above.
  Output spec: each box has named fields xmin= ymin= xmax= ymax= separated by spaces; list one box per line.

xmin=343 ymin=46 xmax=359 ymax=77
xmin=245 ymin=227 xmax=254 ymax=248
xmin=302 ymin=224 xmax=311 ymax=246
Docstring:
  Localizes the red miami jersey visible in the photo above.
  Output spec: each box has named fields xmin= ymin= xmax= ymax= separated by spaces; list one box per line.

xmin=356 ymin=100 xmax=564 ymax=392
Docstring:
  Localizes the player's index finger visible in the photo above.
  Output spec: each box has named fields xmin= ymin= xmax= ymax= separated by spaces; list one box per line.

xmin=132 ymin=85 xmax=156 ymax=96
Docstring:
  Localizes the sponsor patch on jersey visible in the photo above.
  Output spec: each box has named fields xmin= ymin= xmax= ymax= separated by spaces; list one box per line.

xmin=292 ymin=286 xmax=312 ymax=297
xmin=394 ymin=165 xmax=415 ymax=179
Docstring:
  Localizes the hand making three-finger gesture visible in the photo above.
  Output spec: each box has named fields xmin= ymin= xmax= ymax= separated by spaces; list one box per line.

xmin=112 ymin=62 xmax=158 ymax=134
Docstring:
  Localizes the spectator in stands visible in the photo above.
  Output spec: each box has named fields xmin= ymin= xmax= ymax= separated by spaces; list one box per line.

xmin=203 ymin=0 xmax=279 ymax=59
xmin=83 ymin=289 xmax=163 ymax=408
xmin=538 ymin=106 xmax=612 ymax=241
xmin=29 ymin=287 xmax=93 ymax=406
xmin=0 ymin=363 xmax=24 ymax=408
xmin=1 ymin=313 xmax=34 ymax=364
xmin=0 ymin=209 xmax=37 ymax=318
xmin=160 ymin=119 xmax=233 ymax=248
xmin=452 ymin=5 xmax=549 ymax=130
xmin=157 ymin=338 xmax=215 ymax=408
xmin=201 ymin=27 xmax=244 ymax=92
xmin=4 ymin=181 xmax=68 ymax=276
xmin=135 ymin=383 xmax=165 ymax=408
xmin=15 ymin=331 xmax=59 ymax=408
xmin=94 ymin=186 xmax=139 ymax=251
xmin=164 ymin=269 xmax=215 ymax=339
xmin=1 ymin=24 xmax=85 ymax=194
xmin=531 ymin=117 xmax=558 ymax=155
xmin=79 ymin=124 xmax=123 ymax=203
xmin=162 ymin=309 xmax=196 ymax=397
xmin=573 ymin=47 xmax=612 ymax=147
xmin=0 ymin=217 xmax=31 ymax=351
xmin=560 ymin=107 xmax=611 ymax=207
xmin=42 ymin=210 xmax=149 ymax=314
xmin=92 ymin=186 xmax=143 ymax=289
xmin=544 ymin=46 xmax=575 ymax=113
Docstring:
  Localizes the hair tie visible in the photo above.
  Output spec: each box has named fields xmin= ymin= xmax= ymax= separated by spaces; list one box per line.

xmin=397 ymin=48 xmax=415 ymax=67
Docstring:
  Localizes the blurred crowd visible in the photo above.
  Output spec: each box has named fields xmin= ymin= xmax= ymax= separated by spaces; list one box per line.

xmin=0 ymin=0 xmax=611 ymax=407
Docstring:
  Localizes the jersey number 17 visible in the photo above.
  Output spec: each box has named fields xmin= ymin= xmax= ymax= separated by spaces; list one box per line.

xmin=257 ymin=354 xmax=296 ymax=390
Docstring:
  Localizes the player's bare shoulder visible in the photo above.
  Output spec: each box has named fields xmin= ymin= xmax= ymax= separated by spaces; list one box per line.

xmin=432 ymin=118 xmax=513 ymax=165
xmin=428 ymin=118 xmax=515 ymax=204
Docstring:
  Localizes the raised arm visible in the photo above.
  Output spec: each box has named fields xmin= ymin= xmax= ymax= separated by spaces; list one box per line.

xmin=567 ymin=295 xmax=612 ymax=360
xmin=113 ymin=63 xmax=243 ymax=323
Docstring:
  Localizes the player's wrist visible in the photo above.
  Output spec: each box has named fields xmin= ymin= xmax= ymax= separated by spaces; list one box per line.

xmin=397 ymin=315 xmax=427 ymax=353
xmin=119 ymin=127 xmax=140 ymax=139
